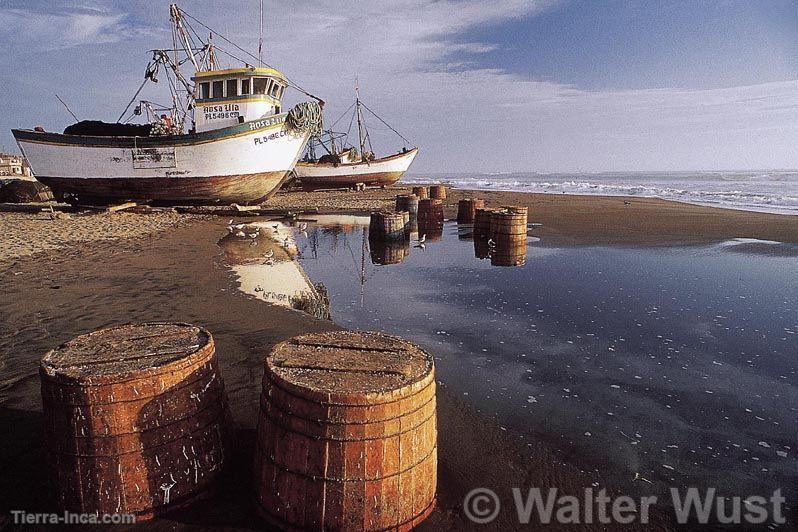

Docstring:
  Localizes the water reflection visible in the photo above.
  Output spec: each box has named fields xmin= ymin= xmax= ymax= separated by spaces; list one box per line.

xmin=293 ymin=220 xmax=798 ymax=508
xmin=218 ymin=222 xmax=330 ymax=319
xmin=369 ymin=236 xmax=411 ymax=265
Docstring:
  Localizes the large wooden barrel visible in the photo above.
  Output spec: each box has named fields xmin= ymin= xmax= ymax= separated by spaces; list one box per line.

xmin=254 ymin=331 xmax=437 ymax=531
xmin=40 ymin=323 xmax=227 ymax=518
xmin=457 ymin=198 xmax=485 ymax=223
xmin=369 ymin=211 xmax=406 ymax=240
xmin=369 ymin=236 xmax=411 ymax=265
xmin=473 ymin=207 xmax=498 ymax=237
xmin=417 ymin=198 xmax=444 ymax=225
xmin=490 ymin=208 xmax=528 ymax=243
xmin=490 ymin=239 xmax=527 ymax=267
xmin=411 ymin=186 xmax=429 ymax=200
xmin=429 ymin=185 xmax=446 ymax=200
xmin=395 ymin=194 xmax=419 ymax=216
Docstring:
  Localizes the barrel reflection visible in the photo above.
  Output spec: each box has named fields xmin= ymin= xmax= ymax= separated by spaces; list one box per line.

xmin=369 ymin=236 xmax=411 ymax=265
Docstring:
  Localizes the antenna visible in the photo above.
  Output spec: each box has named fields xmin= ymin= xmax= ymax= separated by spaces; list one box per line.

xmin=55 ymin=94 xmax=79 ymax=122
xmin=258 ymin=0 xmax=264 ymax=66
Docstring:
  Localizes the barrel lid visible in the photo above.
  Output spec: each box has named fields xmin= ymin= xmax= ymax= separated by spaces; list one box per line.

xmin=266 ymin=331 xmax=434 ymax=404
xmin=41 ymin=323 xmax=212 ymax=383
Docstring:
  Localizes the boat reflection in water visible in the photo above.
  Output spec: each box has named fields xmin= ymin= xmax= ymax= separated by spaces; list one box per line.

xmin=218 ymin=221 xmax=330 ymax=319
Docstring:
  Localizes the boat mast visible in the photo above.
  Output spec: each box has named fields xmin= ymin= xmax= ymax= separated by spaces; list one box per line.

xmin=355 ymin=78 xmax=366 ymax=162
xmin=170 ymin=4 xmax=200 ymax=72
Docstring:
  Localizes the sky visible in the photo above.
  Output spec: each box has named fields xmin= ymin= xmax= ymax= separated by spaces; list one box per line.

xmin=1 ymin=0 xmax=797 ymax=173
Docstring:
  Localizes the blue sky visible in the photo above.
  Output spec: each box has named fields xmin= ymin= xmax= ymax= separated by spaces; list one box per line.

xmin=1 ymin=0 xmax=797 ymax=172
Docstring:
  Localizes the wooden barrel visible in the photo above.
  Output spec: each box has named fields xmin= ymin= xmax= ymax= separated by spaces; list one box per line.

xmin=417 ymin=219 xmax=443 ymax=241
xmin=369 ymin=236 xmax=411 ymax=265
xmin=457 ymin=198 xmax=485 ymax=223
xmin=429 ymin=185 xmax=446 ymax=200
xmin=395 ymin=194 xmax=419 ymax=216
xmin=254 ymin=331 xmax=437 ymax=531
xmin=490 ymin=240 xmax=527 ymax=267
xmin=417 ymin=198 xmax=444 ymax=225
xmin=473 ymin=207 xmax=498 ymax=237
xmin=504 ymin=205 xmax=528 ymax=216
xmin=400 ymin=210 xmax=411 ymax=231
xmin=411 ymin=186 xmax=429 ymax=200
xmin=370 ymin=211 xmax=406 ymax=240
xmin=40 ymin=323 xmax=227 ymax=518
xmin=490 ymin=209 xmax=528 ymax=243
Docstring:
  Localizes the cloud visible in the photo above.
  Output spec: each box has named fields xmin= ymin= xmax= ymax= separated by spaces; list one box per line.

xmin=0 ymin=5 xmax=155 ymax=51
xmin=1 ymin=0 xmax=796 ymax=172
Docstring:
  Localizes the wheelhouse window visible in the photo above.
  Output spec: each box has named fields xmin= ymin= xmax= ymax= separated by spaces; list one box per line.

xmin=241 ymin=78 xmax=251 ymax=95
xmin=212 ymin=80 xmax=224 ymax=98
xmin=199 ymin=82 xmax=210 ymax=99
xmin=270 ymin=83 xmax=280 ymax=98
xmin=253 ymin=77 xmax=272 ymax=95
xmin=226 ymin=79 xmax=238 ymax=97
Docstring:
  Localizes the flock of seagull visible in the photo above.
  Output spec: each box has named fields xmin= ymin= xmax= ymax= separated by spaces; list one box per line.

xmin=226 ymin=219 xmax=309 ymax=266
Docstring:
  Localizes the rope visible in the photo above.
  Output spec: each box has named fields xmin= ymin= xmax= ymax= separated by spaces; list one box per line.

xmin=286 ymin=101 xmax=323 ymax=138
xmin=359 ymin=101 xmax=413 ymax=146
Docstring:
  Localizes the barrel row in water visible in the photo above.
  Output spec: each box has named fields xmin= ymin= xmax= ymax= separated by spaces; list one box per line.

xmin=40 ymin=323 xmax=227 ymax=518
xmin=253 ymin=331 xmax=437 ymax=531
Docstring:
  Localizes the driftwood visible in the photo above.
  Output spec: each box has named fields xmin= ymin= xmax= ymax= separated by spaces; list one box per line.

xmin=105 ymin=201 xmax=138 ymax=213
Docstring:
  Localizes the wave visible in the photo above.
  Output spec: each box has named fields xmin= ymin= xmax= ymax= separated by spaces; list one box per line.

xmin=402 ymin=172 xmax=798 ymax=215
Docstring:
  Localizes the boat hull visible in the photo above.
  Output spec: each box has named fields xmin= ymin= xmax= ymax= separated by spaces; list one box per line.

xmin=35 ymin=172 xmax=289 ymax=205
xmin=294 ymin=148 xmax=417 ymax=191
xmin=12 ymin=114 xmax=309 ymax=205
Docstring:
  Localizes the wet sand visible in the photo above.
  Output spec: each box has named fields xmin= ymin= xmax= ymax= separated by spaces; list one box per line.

xmin=2 ymin=188 xmax=795 ymax=530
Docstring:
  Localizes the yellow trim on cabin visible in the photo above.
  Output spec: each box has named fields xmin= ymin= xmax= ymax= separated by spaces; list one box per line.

xmin=192 ymin=67 xmax=286 ymax=81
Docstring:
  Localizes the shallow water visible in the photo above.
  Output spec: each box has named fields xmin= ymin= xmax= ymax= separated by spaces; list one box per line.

xmin=245 ymin=218 xmax=798 ymax=507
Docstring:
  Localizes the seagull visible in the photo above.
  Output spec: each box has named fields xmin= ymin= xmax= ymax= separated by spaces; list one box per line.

xmin=418 ymin=234 xmax=426 ymax=244
xmin=234 ymin=223 xmax=245 ymax=230
xmin=235 ymin=231 xmax=246 ymax=237
xmin=299 ymin=222 xmax=308 ymax=231
xmin=624 ymin=200 xmax=632 ymax=206
xmin=633 ymin=472 xmax=653 ymax=484
xmin=263 ymin=250 xmax=274 ymax=258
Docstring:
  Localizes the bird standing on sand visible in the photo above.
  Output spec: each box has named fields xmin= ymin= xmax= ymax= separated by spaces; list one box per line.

xmin=418 ymin=234 xmax=426 ymax=244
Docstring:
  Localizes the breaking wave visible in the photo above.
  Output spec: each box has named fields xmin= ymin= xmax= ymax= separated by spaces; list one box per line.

xmin=402 ymin=171 xmax=798 ymax=215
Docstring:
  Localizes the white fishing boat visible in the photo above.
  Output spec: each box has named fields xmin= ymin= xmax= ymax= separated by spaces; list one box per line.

xmin=12 ymin=4 xmax=322 ymax=205
xmin=294 ymin=90 xmax=417 ymax=190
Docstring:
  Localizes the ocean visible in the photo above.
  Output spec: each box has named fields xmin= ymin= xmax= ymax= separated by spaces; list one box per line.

xmin=403 ymin=171 xmax=798 ymax=215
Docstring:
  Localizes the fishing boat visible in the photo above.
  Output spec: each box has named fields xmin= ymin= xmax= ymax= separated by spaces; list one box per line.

xmin=293 ymin=89 xmax=417 ymax=191
xmin=11 ymin=4 xmax=322 ymax=205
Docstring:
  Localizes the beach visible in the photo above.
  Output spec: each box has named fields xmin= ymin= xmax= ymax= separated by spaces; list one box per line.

xmin=1 ymin=188 xmax=795 ymax=531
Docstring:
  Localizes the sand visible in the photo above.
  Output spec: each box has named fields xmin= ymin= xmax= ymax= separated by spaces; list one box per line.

xmin=2 ymin=188 xmax=794 ymax=530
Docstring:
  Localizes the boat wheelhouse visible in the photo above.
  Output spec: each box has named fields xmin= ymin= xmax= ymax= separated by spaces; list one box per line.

xmin=193 ymin=68 xmax=289 ymax=132
xmin=11 ymin=4 xmax=321 ymax=206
